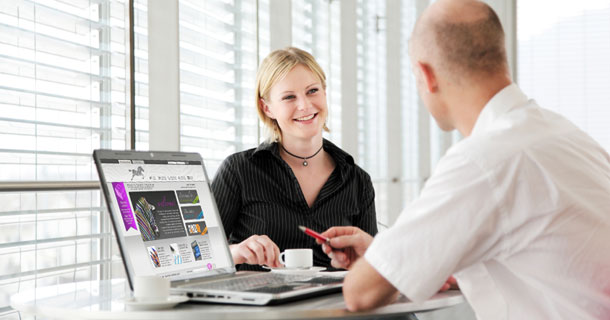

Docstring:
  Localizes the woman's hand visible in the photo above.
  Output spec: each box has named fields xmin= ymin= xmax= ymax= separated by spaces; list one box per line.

xmin=229 ymin=235 xmax=282 ymax=268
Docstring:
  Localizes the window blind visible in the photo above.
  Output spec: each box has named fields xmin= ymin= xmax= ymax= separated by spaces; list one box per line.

xmin=133 ymin=0 xmax=148 ymax=150
xmin=292 ymin=0 xmax=342 ymax=145
xmin=517 ymin=0 xmax=610 ymax=151
xmin=0 ymin=0 xmax=128 ymax=314
xmin=178 ymin=0 xmax=265 ymax=176
xmin=356 ymin=0 xmax=388 ymax=218
xmin=400 ymin=0 xmax=423 ymax=206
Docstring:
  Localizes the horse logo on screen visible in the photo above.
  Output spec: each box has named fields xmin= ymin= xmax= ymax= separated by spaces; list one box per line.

xmin=129 ymin=166 xmax=145 ymax=181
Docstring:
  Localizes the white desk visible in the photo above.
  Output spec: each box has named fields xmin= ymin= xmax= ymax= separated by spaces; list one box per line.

xmin=11 ymin=279 xmax=465 ymax=319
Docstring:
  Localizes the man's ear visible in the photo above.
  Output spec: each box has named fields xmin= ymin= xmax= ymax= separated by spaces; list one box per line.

xmin=416 ymin=61 xmax=438 ymax=93
xmin=260 ymin=98 xmax=275 ymax=119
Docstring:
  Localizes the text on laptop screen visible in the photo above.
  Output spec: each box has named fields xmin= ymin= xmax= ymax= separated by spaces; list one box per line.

xmin=100 ymin=158 xmax=232 ymax=279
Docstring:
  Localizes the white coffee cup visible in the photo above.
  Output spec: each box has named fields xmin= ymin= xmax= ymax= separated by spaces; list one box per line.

xmin=133 ymin=275 xmax=170 ymax=302
xmin=279 ymin=248 xmax=313 ymax=269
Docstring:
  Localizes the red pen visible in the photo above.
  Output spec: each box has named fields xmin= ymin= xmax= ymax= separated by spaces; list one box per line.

xmin=298 ymin=225 xmax=330 ymax=244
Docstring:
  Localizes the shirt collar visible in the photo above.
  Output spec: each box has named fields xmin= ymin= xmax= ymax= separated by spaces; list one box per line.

xmin=252 ymin=139 xmax=280 ymax=158
xmin=323 ymin=139 xmax=355 ymax=173
xmin=470 ymin=83 xmax=529 ymax=136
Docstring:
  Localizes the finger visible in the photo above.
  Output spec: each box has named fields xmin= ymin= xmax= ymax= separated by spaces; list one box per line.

xmin=264 ymin=244 xmax=277 ymax=268
xmin=448 ymin=276 xmax=459 ymax=289
xmin=330 ymin=253 xmax=350 ymax=269
xmin=258 ymin=237 xmax=279 ymax=267
xmin=328 ymin=234 xmax=361 ymax=249
xmin=321 ymin=243 xmax=332 ymax=255
xmin=239 ymin=245 xmax=256 ymax=264
xmin=331 ymin=250 xmax=347 ymax=264
xmin=272 ymin=244 xmax=281 ymax=268
xmin=246 ymin=239 xmax=266 ymax=265
xmin=260 ymin=236 xmax=281 ymax=267
xmin=254 ymin=236 xmax=273 ymax=266
xmin=330 ymin=257 xmax=348 ymax=269
xmin=321 ymin=226 xmax=354 ymax=239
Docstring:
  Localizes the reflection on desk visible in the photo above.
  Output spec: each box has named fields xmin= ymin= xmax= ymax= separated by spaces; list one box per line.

xmin=11 ymin=279 xmax=465 ymax=320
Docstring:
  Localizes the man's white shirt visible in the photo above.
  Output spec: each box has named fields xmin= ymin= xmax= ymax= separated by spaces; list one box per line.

xmin=365 ymin=83 xmax=610 ymax=319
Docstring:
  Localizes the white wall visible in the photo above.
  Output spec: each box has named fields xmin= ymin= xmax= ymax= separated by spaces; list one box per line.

xmin=148 ymin=0 xmax=180 ymax=151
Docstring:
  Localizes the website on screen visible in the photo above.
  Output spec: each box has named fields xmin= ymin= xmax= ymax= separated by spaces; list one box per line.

xmin=100 ymin=159 xmax=232 ymax=279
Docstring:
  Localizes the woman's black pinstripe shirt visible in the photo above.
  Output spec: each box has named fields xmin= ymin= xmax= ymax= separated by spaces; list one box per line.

xmin=210 ymin=139 xmax=378 ymax=271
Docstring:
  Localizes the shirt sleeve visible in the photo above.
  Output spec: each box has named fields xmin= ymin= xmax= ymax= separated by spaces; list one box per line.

xmin=354 ymin=171 xmax=378 ymax=236
xmin=210 ymin=155 xmax=242 ymax=237
xmin=364 ymin=152 xmax=505 ymax=303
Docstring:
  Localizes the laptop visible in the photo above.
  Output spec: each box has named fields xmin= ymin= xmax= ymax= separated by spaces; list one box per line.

xmin=93 ymin=149 xmax=343 ymax=305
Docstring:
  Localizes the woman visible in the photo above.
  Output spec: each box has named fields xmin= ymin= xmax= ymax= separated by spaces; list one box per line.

xmin=211 ymin=47 xmax=377 ymax=271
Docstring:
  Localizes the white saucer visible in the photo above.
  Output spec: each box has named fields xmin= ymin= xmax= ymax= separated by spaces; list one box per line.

xmin=264 ymin=266 xmax=326 ymax=275
xmin=124 ymin=295 xmax=189 ymax=311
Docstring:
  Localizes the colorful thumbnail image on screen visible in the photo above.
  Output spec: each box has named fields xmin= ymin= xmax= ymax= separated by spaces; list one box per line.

xmin=170 ymin=243 xmax=183 ymax=265
xmin=148 ymin=246 xmax=161 ymax=268
xmin=191 ymin=241 xmax=201 ymax=261
xmin=176 ymin=190 xmax=199 ymax=204
xmin=134 ymin=197 xmax=160 ymax=241
xmin=129 ymin=191 xmax=187 ymax=241
xmin=186 ymin=221 xmax=207 ymax=236
xmin=181 ymin=205 xmax=203 ymax=220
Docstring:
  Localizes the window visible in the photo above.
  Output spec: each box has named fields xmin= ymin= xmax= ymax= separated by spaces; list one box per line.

xmin=400 ymin=0 xmax=423 ymax=206
xmin=517 ymin=0 xmax=610 ymax=151
xmin=133 ymin=0 xmax=149 ymax=150
xmin=178 ymin=0 xmax=266 ymax=176
xmin=292 ymin=0 xmax=342 ymax=144
xmin=0 ymin=0 xmax=128 ymax=313
xmin=356 ymin=0 xmax=388 ymax=219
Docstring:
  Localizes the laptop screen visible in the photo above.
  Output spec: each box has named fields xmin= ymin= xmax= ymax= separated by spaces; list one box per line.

xmin=94 ymin=151 xmax=234 ymax=281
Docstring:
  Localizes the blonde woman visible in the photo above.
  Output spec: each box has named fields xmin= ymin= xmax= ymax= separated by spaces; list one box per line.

xmin=211 ymin=47 xmax=377 ymax=271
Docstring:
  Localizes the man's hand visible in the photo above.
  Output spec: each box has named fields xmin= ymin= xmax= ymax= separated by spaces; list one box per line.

xmin=229 ymin=234 xmax=281 ymax=268
xmin=439 ymin=276 xmax=459 ymax=292
xmin=316 ymin=226 xmax=373 ymax=269
xmin=343 ymin=257 xmax=400 ymax=311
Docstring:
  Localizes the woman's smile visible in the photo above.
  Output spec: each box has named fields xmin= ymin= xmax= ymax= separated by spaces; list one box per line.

xmin=294 ymin=112 xmax=318 ymax=123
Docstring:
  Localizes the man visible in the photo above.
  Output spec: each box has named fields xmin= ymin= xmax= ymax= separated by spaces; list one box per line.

xmin=319 ymin=0 xmax=610 ymax=318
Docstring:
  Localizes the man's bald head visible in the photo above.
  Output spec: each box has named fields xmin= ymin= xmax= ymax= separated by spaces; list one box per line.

xmin=410 ymin=0 xmax=508 ymax=82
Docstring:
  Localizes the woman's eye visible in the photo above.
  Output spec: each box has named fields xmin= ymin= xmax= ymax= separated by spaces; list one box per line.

xmin=282 ymin=95 xmax=295 ymax=101
xmin=307 ymin=88 xmax=318 ymax=94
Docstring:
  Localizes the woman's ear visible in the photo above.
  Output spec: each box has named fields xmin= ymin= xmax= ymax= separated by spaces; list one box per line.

xmin=260 ymin=98 xmax=275 ymax=119
xmin=416 ymin=61 xmax=438 ymax=93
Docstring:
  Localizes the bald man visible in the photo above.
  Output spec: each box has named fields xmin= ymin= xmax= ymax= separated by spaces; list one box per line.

xmin=319 ymin=0 xmax=610 ymax=318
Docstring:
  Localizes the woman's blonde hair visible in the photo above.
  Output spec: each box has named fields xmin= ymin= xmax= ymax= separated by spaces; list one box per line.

xmin=255 ymin=47 xmax=330 ymax=142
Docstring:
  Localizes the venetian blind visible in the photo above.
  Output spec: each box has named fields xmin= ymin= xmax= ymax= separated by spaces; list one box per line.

xmin=292 ymin=0 xmax=342 ymax=144
xmin=400 ymin=0 xmax=423 ymax=206
xmin=517 ymin=0 xmax=610 ymax=151
xmin=133 ymin=0 xmax=148 ymax=150
xmin=356 ymin=0 xmax=388 ymax=218
xmin=178 ymin=0 xmax=266 ymax=176
xmin=0 ymin=0 xmax=128 ymax=314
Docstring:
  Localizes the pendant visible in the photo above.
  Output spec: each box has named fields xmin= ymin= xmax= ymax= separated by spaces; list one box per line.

xmin=303 ymin=161 xmax=308 ymax=166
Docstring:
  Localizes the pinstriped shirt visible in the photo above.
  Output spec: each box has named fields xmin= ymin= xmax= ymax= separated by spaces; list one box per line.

xmin=211 ymin=139 xmax=377 ymax=271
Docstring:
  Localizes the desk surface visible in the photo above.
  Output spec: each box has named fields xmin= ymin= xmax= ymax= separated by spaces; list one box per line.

xmin=11 ymin=279 xmax=464 ymax=319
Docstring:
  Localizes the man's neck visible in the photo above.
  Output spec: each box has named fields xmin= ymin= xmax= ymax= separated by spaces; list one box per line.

xmin=452 ymin=75 xmax=512 ymax=137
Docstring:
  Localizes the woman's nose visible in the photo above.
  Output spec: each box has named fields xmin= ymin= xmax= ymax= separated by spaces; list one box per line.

xmin=297 ymin=96 xmax=312 ymax=110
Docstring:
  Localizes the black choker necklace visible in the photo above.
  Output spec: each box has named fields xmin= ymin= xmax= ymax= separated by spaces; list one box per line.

xmin=280 ymin=144 xmax=323 ymax=166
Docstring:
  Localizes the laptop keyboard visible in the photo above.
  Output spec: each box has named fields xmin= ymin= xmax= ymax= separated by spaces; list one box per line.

xmin=181 ymin=273 xmax=342 ymax=292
